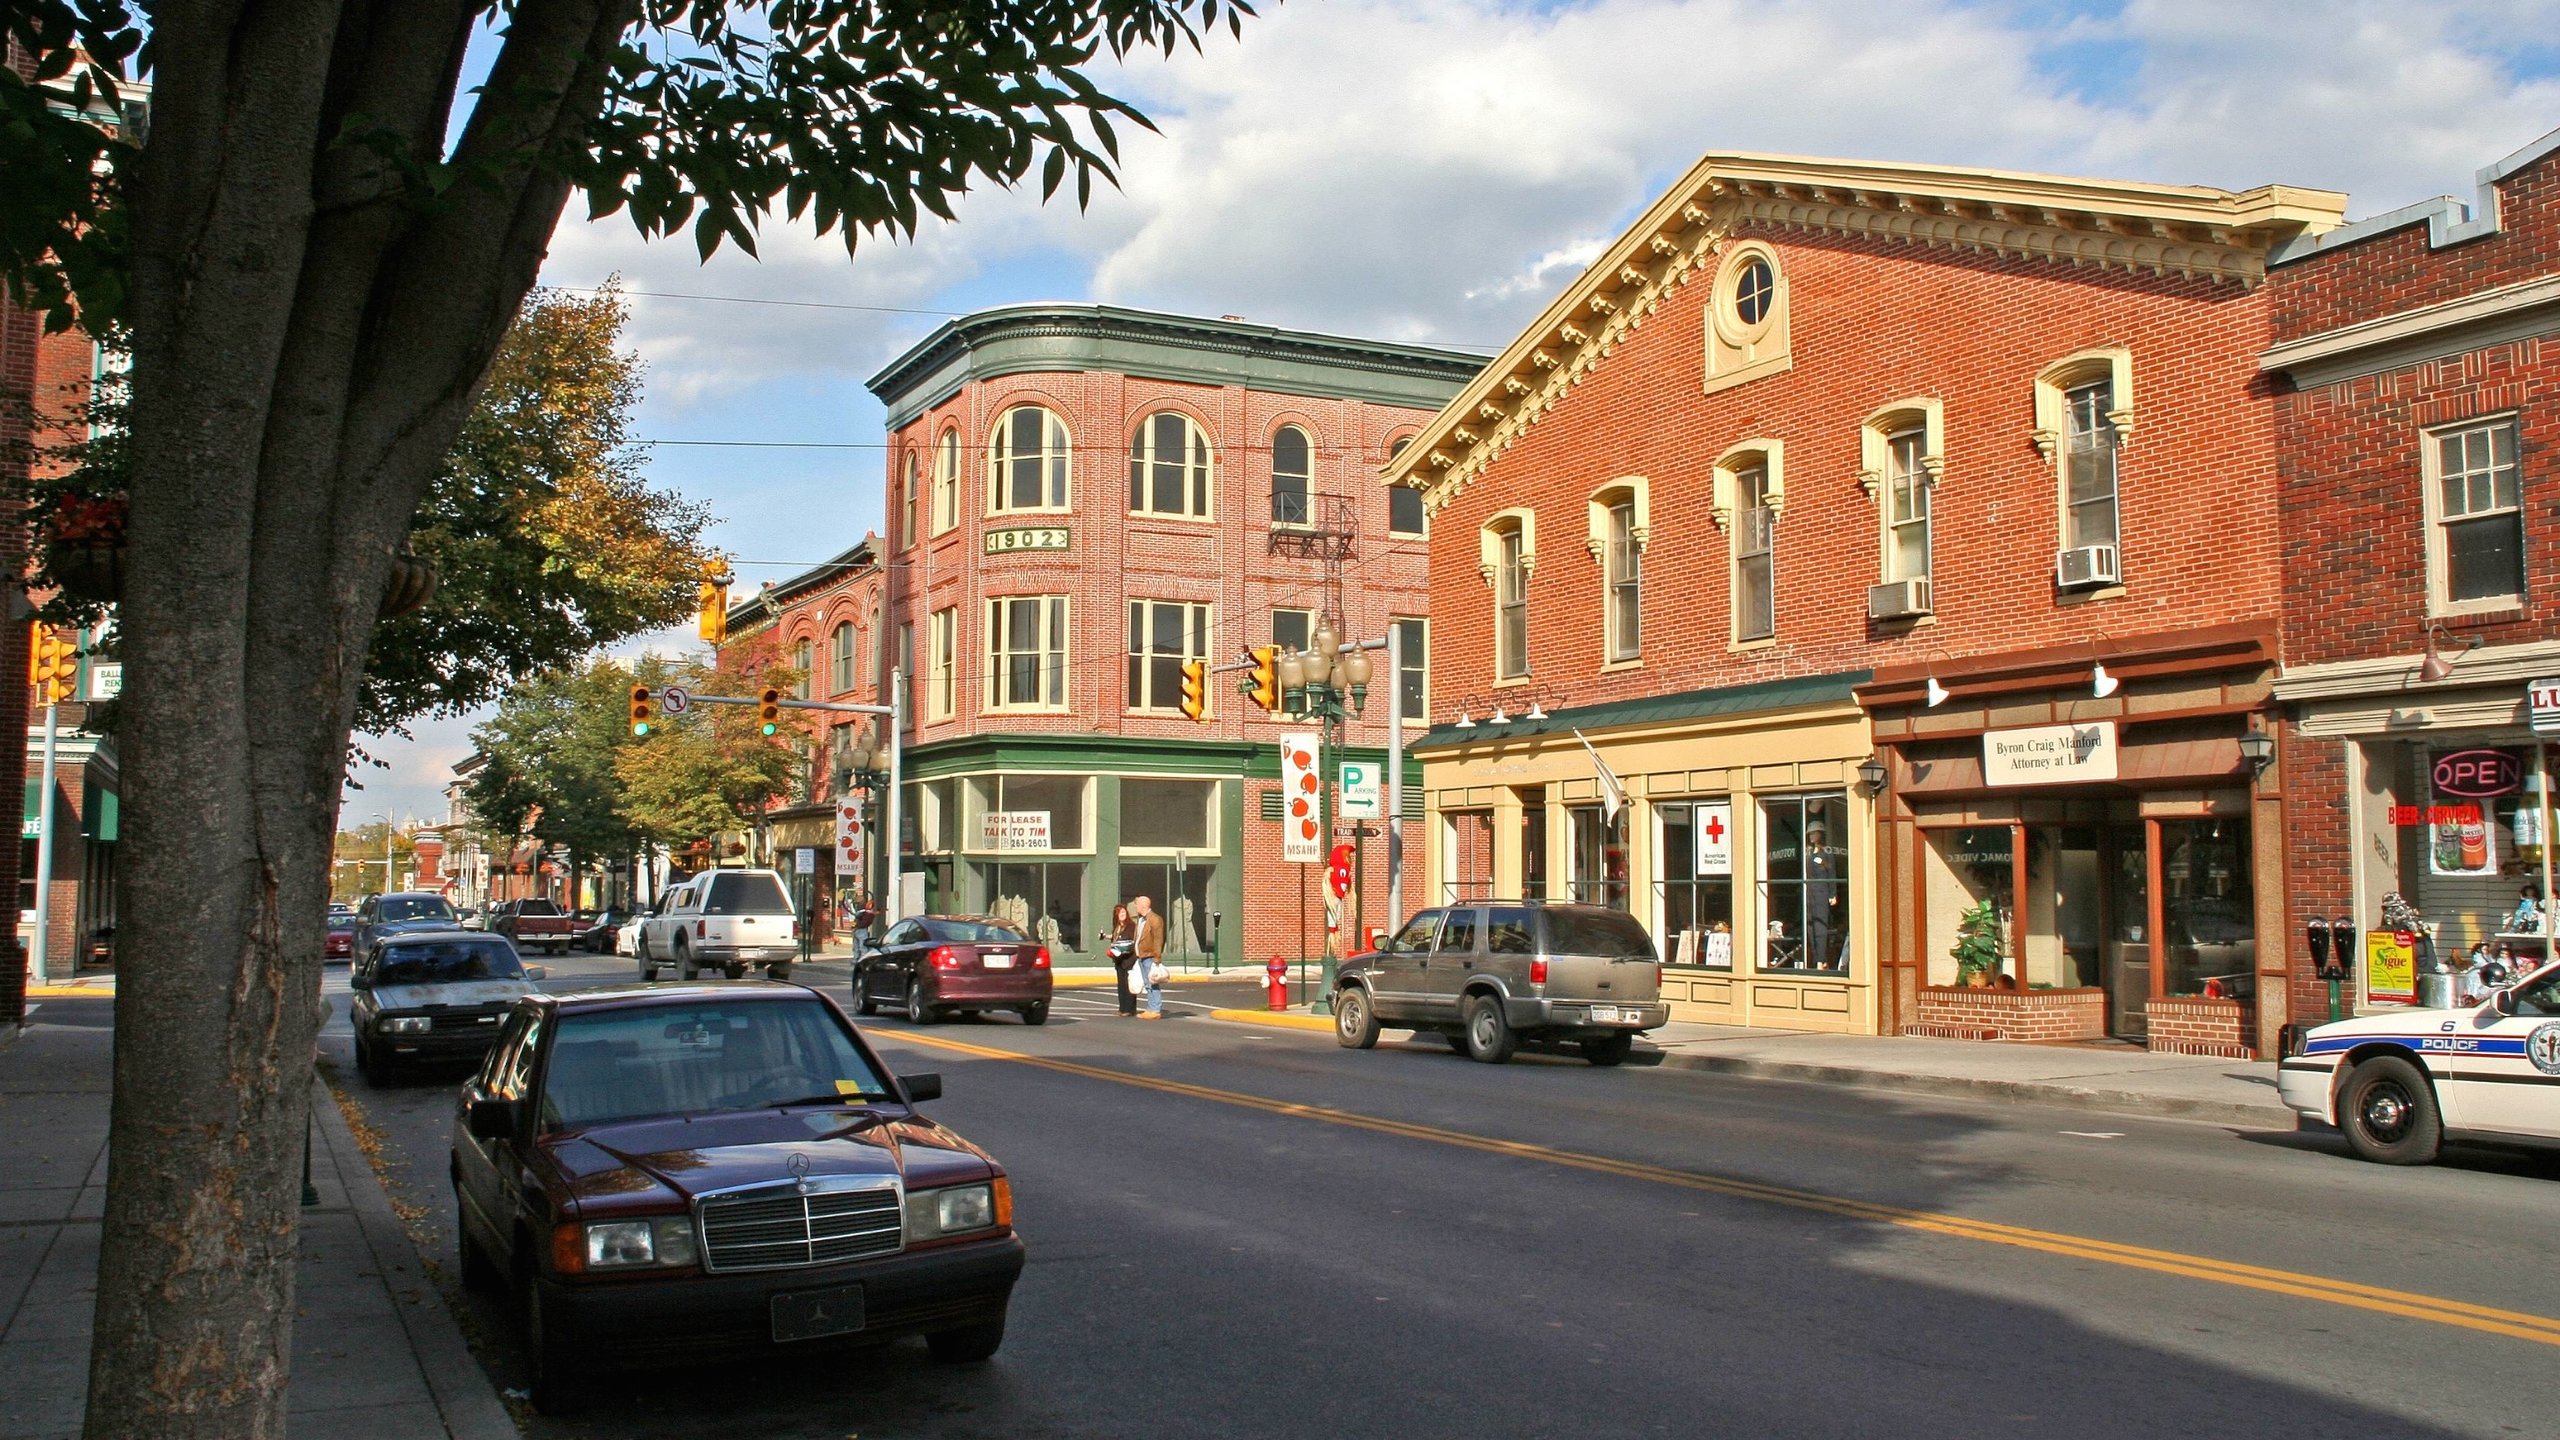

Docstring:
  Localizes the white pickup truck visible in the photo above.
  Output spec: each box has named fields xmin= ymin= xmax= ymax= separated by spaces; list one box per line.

xmin=633 ymin=868 xmax=803 ymax=981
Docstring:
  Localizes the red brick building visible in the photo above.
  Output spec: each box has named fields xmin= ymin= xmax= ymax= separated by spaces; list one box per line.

xmin=864 ymin=306 xmax=1478 ymax=966
xmin=1390 ymin=152 xmax=2347 ymax=1049
xmin=2263 ymin=126 xmax=2560 ymax=1027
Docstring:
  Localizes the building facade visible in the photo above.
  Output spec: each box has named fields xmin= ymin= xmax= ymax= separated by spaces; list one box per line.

xmin=868 ymin=306 xmax=1477 ymax=966
xmin=1392 ymin=151 xmax=2347 ymax=1050
xmin=2265 ymin=127 xmax=2560 ymax=1028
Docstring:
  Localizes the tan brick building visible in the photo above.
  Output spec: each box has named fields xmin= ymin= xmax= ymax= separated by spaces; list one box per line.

xmin=866 ymin=306 xmax=1477 ymax=966
xmin=1391 ymin=152 xmax=2348 ymax=1049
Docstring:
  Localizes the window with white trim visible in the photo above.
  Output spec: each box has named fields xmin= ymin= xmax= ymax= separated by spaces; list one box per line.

xmin=1394 ymin=617 xmax=1427 ymax=724
xmin=831 ymin=621 xmax=856 ymax=694
xmin=1605 ymin=500 xmax=1640 ymax=661
xmin=1885 ymin=427 xmax=1931 ymax=584
xmin=2063 ymin=380 xmax=2121 ymax=554
xmin=1129 ymin=411 xmax=1212 ymax=519
xmin=931 ymin=427 xmax=960 ymax=534
xmin=988 ymin=406 xmax=1069 ymax=513
xmin=1126 ymin=600 xmax=1210 ymax=712
xmin=900 ymin=450 xmax=918 ymax=548
xmin=985 ymin=596 xmax=1068 ymax=711
xmin=1733 ymin=464 xmax=1774 ymax=642
xmin=1496 ymin=525 xmax=1529 ymax=679
xmin=1388 ymin=436 xmax=1426 ymax=536
xmin=2428 ymin=418 xmax=2523 ymax=611
xmin=1271 ymin=424 xmax=1311 ymax=526
xmin=793 ymin=638 xmax=813 ymax=699
xmin=928 ymin=607 xmax=957 ymax=721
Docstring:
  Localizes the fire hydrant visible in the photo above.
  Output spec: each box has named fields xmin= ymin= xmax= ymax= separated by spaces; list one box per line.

xmin=1266 ymin=954 xmax=1290 ymax=1011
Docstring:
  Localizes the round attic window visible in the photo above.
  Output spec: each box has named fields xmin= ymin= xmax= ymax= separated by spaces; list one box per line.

xmin=1733 ymin=257 xmax=1774 ymax=326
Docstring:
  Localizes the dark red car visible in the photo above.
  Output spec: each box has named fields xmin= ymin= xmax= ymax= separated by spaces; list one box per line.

xmin=326 ymin=914 xmax=355 ymax=963
xmin=852 ymin=916 xmax=1053 ymax=1025
xmin=449 ymin=982 xmax=1023 ymax=1413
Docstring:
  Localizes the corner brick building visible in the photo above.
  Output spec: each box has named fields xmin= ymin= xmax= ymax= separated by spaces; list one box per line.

xmin=1390 ymin=152 xmax=2349 ymax=1051
xmin=2264 ymin=126 xmax=2560 ymax=1029
xmin=864 ymin=306 xmax=1477 ymax=967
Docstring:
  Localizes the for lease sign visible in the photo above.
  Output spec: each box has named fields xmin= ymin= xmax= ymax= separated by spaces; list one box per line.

xmin=1983 ymin=721 xmax=2118 ymax=787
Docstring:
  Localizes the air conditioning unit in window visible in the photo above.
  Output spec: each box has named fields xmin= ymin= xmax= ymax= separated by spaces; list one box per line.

xmin=2054 ymin=544 xmax=2120 ymax=589
xmin=1867 ymin=578 xmax=1933 ymax=620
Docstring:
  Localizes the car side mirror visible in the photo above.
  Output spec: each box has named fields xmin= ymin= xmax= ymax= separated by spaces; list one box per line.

xmin=900 ymin=1072 xmax=943 ymax=1104
xmin=2490 ymin=988 xmax=2518 ymax=1017
xmin=465 ymin=1096 xmax=518 ymax=1141
xmin=523 ymin=965 xmax=547 ymax=981
xmin=348 ymin=973 xmax=370 ymax=990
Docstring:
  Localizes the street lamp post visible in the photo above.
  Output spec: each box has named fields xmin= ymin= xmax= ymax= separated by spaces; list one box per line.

xmin=1280 ymin=620 xmax=1377 ymax=1009
xmin=377 ymin=814 xmax=395 ymax=893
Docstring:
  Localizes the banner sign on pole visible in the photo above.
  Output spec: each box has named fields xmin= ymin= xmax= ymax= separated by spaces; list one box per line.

xmin=1280 ymin=732 xmax=1322 ymax=862
xmin=834 ymin=796 xmax=865 ymax=884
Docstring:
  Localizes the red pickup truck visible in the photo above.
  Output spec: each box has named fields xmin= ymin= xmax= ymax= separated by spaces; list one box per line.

xmin=491 ymin=898 xmax=578 ymax=956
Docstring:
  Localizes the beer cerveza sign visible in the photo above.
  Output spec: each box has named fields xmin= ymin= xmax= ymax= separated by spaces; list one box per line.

xmin=2431 ymin=748 xmax=2522 ymax=799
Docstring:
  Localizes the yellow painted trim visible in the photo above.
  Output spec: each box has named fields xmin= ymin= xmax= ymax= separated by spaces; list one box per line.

xmin=1206 ymin=1007 xmax=1336 ymax=1031
xmin=874 ymin=1028 xmax=2560 ymax=1350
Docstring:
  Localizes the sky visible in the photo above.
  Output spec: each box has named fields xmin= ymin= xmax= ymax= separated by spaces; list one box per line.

xmin=350 ymin=0 xmax=2560 ymax=825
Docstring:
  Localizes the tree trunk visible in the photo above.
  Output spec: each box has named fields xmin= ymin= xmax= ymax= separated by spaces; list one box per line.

xmin=84 ymin=4 xmax=630 ymax=1435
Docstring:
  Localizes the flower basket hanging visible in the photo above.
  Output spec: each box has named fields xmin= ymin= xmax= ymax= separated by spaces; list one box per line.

xmin=379 ymin=547 xmax=439 ymax=618
xmin=41 ymin=494 xmax=131 ymax=604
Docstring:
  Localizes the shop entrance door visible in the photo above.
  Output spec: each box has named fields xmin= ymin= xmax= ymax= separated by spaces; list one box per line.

xmin=2103 ymin=826 xmax=2151 ymax=1040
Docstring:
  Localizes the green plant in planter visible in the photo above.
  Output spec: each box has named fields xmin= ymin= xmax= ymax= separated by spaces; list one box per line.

xmin=1950 ymin=898 xmax=2005 ymax=987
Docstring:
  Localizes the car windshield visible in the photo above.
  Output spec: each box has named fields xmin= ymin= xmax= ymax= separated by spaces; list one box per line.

xmin=927 ymin=918 xmax=1029 ymax=944
xmin=375 ymin=940 xmax=524 ymax=987
xmin=703 ymin=872 xmax=793 ymax=916
xmin=376 ymin=896 xmax=456 ymax=923
xmin=537 ymin=999 xmax=894 ymax=1130
xmin=1543 ymin=910 xmax=1656 ymax=961
xmin=515 ymin=900 xmax=561 ymax=917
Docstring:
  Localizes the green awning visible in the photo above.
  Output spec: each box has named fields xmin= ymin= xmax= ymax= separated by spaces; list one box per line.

xmin=1410 ymin=669 xmax=1874 ymax=750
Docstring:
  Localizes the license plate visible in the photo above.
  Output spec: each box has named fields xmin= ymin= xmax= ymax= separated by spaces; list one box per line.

xmin=1589 ymin=1006 xmax=1621 ymax=1023
xmin=771 ymin=1283 xmax=865 ymax=1343
xmin=984 ymin=952 xmax=1014 ymax=968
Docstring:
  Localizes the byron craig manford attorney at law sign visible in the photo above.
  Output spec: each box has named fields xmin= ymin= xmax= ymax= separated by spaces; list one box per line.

xmin=1983 ymin=722 xmax=2119 ymax=787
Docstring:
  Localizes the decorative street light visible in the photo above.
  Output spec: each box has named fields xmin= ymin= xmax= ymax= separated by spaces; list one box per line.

xmin=1284 ymin=617 xmax=1376 ymax=1006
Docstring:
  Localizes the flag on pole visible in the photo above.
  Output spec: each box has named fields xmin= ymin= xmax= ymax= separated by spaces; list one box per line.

xmin=1571 ymin=729 xmax=1630 ymax=822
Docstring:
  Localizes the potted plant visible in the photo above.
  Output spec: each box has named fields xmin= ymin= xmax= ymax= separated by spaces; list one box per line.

xmin=1950 ymin=898 xmax=2005 ymax=987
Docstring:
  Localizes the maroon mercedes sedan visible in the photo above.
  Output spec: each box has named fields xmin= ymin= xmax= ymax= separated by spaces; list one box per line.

xmin=448 ymin=982 xmax=1023 ymax=1413
xmin=852 ymin=915 xmax=1054 ymax=1025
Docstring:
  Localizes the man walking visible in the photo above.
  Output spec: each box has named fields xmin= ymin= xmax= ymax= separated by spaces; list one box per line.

xmin=1132 ymin=895 xmax=1166 ymax=1018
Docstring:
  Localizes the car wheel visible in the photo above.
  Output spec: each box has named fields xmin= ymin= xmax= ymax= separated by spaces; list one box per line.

xmin=678 ymin=942 xmax=698 ymax=982
xmin=1580 ymin=1034 xmax=1634 ymax=1067
xmin=357 ymin=1036 xmax=393 ymax=1087
xmin=1022 ymin=1002 xmax=1050 ymax=1026
xmin=1463 ymin=992 xmax=1516 ymax=1064
xmin=907 ymin=978 xmax=936 ymax=1025
xmin=2340 ymin=1055 xmax=2443 ymax=1165
xmin=764 ymin=963 xmax=790 ymax=981
xmin=855 ymin=977 xmax=879 ymax=1017
xmin=926 ymin=1317 xmax=1006 ymax=1364
xmin=455 ymin=1209 xmax=502 ymax=1295
xmin=1442 ymin=1031 xmax=1471 ymax=1055
xmin=723 ymin=964 xmax=747 ymax=980
xmin=520 ymin=1274 xmax=586 ymax=1415
xmin=1333 ymin=986 xmax=1380 ymax=1050
xmin=635 ymin=937 xmax=656 ymax=982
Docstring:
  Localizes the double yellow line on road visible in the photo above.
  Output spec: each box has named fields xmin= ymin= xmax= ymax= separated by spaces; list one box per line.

xmin=884 ymin=1029 xmax=2560 ymax=1349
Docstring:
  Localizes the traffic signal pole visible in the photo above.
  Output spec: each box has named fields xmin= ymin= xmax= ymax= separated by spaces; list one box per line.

xmin=28 ymin=701 xmax=57 ymax=988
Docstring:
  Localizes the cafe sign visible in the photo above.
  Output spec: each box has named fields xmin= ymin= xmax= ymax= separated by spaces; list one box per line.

xmin=983 ymin=526 xmax=1069 ymax=556
xmin=1983 ymin=721 xmax=2118 ymax=787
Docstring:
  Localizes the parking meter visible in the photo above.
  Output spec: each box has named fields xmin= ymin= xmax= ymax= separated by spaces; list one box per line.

xmin=2323 ymin=914 xmax=2357 ymax=1023
xmin=2306 ymin=917 xmax=2331 ymax=977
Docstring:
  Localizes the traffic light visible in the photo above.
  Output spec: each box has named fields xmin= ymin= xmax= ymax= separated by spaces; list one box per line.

xmin=696 ymin=569 xmax=731 ymax=643
xmin=758 ymin=686 xmax=782 ymax=735
xmin=628 ymin=684 xmax=654 ymax=737
xmin=1243 ymin=645 xmax=1279 ymax=712
xmin=1178 ymin=659 xmax=1209 ymax=723
xmin=27 ymin=624 xmax=74 ymax=705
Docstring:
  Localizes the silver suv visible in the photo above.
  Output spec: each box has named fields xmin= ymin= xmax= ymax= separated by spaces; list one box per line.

xmin=1332 ymin=901 xmax=1668 ymax=1065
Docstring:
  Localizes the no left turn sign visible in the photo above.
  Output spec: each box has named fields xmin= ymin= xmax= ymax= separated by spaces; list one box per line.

xmin=661 ymin=685 xmax=690 ymax=715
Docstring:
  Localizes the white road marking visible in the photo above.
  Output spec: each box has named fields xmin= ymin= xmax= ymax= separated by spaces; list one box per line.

xmin=2060 ymin=1131 xmax=2126 ymax=1139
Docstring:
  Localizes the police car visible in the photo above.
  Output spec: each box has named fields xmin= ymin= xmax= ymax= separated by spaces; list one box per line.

xmin=2277 ymin=959 xmax=2560 ymax=1164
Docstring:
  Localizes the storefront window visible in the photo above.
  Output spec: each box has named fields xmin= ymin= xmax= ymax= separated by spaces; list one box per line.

xmin=1116 ymin=861 xmax=1214 ymax=960
xmin=977 ymin=861 xmax=1084 ymax=953
xmin=1122 ymin=778 xmax=1213 ymax=851
xmin=2160 ymin=818 xmax=2255 ymax=997
xmin=1762 ymin=793 xmax=1849 ymax=972
xmin=1518 ymin=793 xmax=1547 ymax=900
xmin=1568 ymin=804 xmax=1629 ymax=910
xmin=965 ymin=774 xmax=1089 ymax=852
xmin=1656 ymin=801 xmax=1734 ymax=970
xmin=1444 ymin=810 xmax=1493 ymax=901
xmin=2356 ymin=742 xmax=2548 ymax=1004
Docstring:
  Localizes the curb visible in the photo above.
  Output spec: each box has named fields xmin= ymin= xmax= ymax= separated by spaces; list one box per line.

xmin=1644 ymin=1051 xmax=2295 ymax=1127
xmin=1207 ymin=1007 xmax=1335 ymax=1033
xmin=310 ymin=1076 xmax=521 ymax=1440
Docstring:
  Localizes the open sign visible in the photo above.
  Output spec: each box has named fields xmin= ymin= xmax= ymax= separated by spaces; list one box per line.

xmin=2431 ymin=748 xmax=2522 ymax=798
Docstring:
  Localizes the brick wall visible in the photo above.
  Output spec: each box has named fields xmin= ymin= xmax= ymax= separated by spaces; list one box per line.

xmin=2272 ymin=156 xmax=2560 ymax=344
xmin=1426 ymin=224 xmax=2287 ymax=719
xmin=2144 ymin=996 xmax=2254 ymax=1058
xmin=1910 ymin=986 xmax=2106 ymax=1042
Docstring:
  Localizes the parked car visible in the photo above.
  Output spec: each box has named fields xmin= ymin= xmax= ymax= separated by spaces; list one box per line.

xmin=457 ymin=905 xmax=487 ymax=931
xmin=635 ymin=869 xmax=801 ymax=981
xmin=350 ymin=891 xmax=461 ymax=964
xmin=449 ymin=982 xmax=1022 ymax=1413
xmin=325 ymin=916 xmax=355 ymax=964
xmin=2277 ymin=958 xmax=2560 ymax=1164
xmin=349 ymin=930 xmax=545 ymax=1084
xmin=490 ymin=898 xmax=579 ymax=956
xmin=1332 ymin=900 xmax=1668 ymax=1065
xmin=571 ymin=908 xmax=630 ymax=954
xmin=854 ymin=916 xmax=1053 ymax=1025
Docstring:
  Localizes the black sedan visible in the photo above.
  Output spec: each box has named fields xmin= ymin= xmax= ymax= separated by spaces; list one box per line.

xmin=349 ymin=930 xmax=547 ymax=1084
xmin=571 ymin=907 xmax=631 ymax=953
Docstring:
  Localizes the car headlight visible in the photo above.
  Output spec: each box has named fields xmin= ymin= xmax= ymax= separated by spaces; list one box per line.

xmin=381 ymin=1016 xmax=431 ymax=1034
xmin=906 ymin=1179 xmax=1010 ymax=1239
xmin=580 ymin=1217 xmax=699 ymax=1271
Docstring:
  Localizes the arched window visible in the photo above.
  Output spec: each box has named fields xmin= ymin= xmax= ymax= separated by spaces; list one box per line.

xmin=931 ymin=427 xmax=960 ymax=534
xmin=1270 ymin=424 xmax=1311 ymax=525
xmin=832 ymin=622 xmax=856 ymax=694
xmin=988 ymin=405 xmax=1070 ymax=513
xmin=1479 ymin=509 xmax=1535 ymax=680
xmin=1587 ymin=479 xmax=1648 ymax=662
xmin=899 ymin=449 xmax=919 ymax=548
xmin=1129 ymin=411 xmax=1212 ymax=518
xmin=793 ymin=638 xmax=814 ymax=699
xmin=1387 ymin=434 xmax=1426 ymax=536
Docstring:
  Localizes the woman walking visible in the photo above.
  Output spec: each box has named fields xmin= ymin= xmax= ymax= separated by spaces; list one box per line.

xmin=1105 ymin=902 xmax=1138 ymax=1017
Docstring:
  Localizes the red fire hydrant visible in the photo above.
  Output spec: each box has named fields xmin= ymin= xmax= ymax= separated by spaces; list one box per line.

xmin=1267 ymin=954 xmax=1290 ymax=1011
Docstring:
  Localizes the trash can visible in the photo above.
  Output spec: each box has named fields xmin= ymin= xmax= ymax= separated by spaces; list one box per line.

xmin=2416 ymin=970 xmax=2458 ymax=1009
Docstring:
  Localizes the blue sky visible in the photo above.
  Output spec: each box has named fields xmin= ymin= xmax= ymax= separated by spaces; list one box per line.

xmin=353 ymin=0 xmax=2560 ymax=823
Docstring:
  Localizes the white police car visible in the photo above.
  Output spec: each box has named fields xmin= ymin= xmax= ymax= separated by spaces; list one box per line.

xmin=2277 ymin=959 xmax=2560 ymax=1164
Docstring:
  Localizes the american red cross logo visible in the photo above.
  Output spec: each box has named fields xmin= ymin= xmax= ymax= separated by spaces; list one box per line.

xmin=1702 ymin=815 xmax=1726 ymax=845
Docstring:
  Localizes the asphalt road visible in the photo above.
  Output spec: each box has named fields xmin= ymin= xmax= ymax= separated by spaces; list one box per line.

xmin=318 ymin=952 xmax=2560 ymax=1440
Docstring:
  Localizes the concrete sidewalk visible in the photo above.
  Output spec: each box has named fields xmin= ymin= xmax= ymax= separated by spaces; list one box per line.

xmin=1207 ymin=1005 xmax=2294 ymax=1127
xmin=0 ymin=1002 xmax=517 ymax=1440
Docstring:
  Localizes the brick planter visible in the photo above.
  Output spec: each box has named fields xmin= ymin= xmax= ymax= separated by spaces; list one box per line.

xmin=1909 ymin=986 xmax=2106 ymax=1042
xmin=2145 ymin=996 xmax=2255 ymax=1059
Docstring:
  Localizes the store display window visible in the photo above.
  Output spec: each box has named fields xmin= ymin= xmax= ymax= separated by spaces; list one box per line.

xmin=1656 ymin=801 xmax=1735 ymax=970
xmin=2354 ymin=741 xmax=2555 ymax=1005
xmin=1762 ymin=793 xmax=1849 ymax=972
